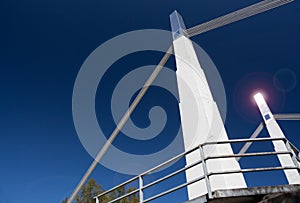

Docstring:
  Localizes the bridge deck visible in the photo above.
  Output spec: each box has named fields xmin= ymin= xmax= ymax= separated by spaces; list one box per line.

xmin=186 ymin=184 xmax=300 ymax=203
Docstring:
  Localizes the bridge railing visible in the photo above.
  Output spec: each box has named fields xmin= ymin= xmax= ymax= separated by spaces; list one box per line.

xmin=94 ymin=114 xmax=300 ymax=203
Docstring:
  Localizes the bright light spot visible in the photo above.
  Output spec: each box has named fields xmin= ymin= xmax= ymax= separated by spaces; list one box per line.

xmin=253 ymin=92 xmax=266 ymax=105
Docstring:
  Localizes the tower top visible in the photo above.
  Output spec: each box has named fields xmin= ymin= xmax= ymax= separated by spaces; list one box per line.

xmin=170 ymin=10 xmax=187 ymax=40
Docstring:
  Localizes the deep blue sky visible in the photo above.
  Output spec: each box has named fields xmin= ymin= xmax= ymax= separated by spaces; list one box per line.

xmin=1 ymin=0 xmax=300 ymax=202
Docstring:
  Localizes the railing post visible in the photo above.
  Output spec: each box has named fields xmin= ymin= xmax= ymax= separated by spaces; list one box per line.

xmin=199 ymin=145 xmax=212 ymax=199
xmin=285 ymin=140 xmax=300 ymax=171
xmin=139 ymin=175 xmax=143 ymax=203
xmin=95 ymin=197 xmax=99 ymax=203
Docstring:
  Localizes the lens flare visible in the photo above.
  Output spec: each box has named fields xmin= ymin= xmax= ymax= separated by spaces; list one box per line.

xmin=253 ymin=92 xmax=265 ymax=105
xmin=233 ymin=72 xmax=285 ymax=123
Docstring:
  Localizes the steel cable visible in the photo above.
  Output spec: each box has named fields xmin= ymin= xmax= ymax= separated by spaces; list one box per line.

xmin=187 ymin=0 xmax=293 ymax=37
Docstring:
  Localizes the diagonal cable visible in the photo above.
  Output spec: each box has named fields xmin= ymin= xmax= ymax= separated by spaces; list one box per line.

xmin=67 ymin=46 xmax=173 ymax=203
xmin=187 ymin=0 xmax=294 ymax=37
xmin=236 ymin=114 xmax=300 ymax=161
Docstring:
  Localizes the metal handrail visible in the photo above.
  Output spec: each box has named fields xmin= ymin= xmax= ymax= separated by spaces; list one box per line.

xmin=144 ymin=174 xmax=207 ymax=203
xmin=208 ymin=166 xmax=299 ymax=177
xmin=95 ymin=138 xmax=300 ymax=202
xmin=206 ymin=151 xmax=292 ymax=160
xmin=142 ymin=159 xmax=202 ymax=190
xmin=201 ymin=137 xmax=286 ymax=146
xmin=94 ymin=115 xmax=300 ymax=203
xmin=108 ymin=188 xmax=139 ymax=203
xmin=95 ymin=176 xmax=139 ymax=199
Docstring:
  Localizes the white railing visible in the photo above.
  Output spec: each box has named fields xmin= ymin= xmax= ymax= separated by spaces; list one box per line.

xmin=94 ymin=114 xmax=300 ymax=203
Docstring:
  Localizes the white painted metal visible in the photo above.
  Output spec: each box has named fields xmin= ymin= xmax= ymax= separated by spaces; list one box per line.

xmin=173 ymin=34 xmax=247 ymax=200
xmin=254 ymin=93 xmax=300 ymax=184
xmin=171 ymin=11 xmax=246 ymax=200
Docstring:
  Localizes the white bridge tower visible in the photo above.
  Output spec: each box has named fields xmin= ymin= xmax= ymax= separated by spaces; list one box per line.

xmin=170 ymin=11 xmax=247 ymax=200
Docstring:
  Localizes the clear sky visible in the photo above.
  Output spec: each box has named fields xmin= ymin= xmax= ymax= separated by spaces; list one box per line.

xmin=1 ymin=0 xmax=300 ymax=203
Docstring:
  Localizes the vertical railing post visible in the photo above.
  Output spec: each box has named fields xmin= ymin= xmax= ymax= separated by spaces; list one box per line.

xmin=285 ymin=140 xmax=300 ymax=170
xmin=139 ymin=175 xmax=143 ymax=203
xmin=95 ymin=197 xmax=99 ymax=203
xmin=199 ymin=145 xmax=212 ymax=199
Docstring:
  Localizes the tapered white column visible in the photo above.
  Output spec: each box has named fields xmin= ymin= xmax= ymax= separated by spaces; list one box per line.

xmin=254 ymin=93 xmax=300 ymax=184
xmin=170 ymin=11 xmax=246 ymax=200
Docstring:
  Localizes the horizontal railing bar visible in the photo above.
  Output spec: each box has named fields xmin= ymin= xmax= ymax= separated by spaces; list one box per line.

xmin=143 ymin=175 xmax=206 ymax=203
xmin=208 ymin=166 xmax=299 ymax=177
xmin=142 ymin=158 xmax=203 ymax=190
xmin=206 ymin=151 xmax=292 ymax=160
xmin=240 ymin=166 xmax=300 ymax=173
xmin=201 ymin=137 xmax=286 ymax=146
xmin=140 ymin=145 xmax=199 ymax=176
xmin=94 ymin=176 xmax=139 ymax=198
xmin=107 ymin=189 xmax=139 ymax=203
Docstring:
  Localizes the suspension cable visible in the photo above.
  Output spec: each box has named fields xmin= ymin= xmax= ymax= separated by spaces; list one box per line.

xmin=187 ymin=0 xmax=293 ymax=37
